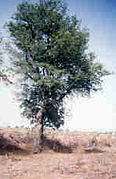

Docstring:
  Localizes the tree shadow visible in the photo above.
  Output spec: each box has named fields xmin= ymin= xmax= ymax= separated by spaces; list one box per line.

xmin=42 ymin=135 xmax=73 ymax=153
xmin=0 ymin=134 xmax=25 ymax=155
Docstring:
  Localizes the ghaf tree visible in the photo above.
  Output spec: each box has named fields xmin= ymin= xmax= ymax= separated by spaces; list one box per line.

xmin=8 ymin=0 xmax=108 ymax=151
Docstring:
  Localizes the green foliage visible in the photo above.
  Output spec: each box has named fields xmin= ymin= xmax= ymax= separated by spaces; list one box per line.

xmin=8 ymin=0 xmax=109 ymax=128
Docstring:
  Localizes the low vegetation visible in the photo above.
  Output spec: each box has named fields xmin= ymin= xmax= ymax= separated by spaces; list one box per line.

xmin=0 ymin=128 xmax=116 ymax=179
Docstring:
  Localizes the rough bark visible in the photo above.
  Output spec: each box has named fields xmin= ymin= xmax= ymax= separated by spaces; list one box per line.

xmin=33 ymin=108 xmax=45 ymax=153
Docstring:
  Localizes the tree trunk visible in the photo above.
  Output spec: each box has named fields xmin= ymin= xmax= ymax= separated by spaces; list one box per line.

xmin=33 ymin=108 xmax=44 ymax=153
xmin=39 ymin=113 xmax=44 ymax=151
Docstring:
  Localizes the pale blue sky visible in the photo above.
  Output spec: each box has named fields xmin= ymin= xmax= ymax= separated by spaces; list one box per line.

xmin=0 ymin=0 xmax=116 ymax=130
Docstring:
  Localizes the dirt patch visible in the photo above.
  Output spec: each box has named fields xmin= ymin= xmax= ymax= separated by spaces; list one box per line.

xmin=0 ymin=128 xmax=116 ymax=179
xmin=0 ymin=151 xmax=116 ymax=179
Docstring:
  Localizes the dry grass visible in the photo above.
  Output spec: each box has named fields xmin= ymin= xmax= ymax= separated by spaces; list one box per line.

xmin=0 ymin=128 xmax=116 ymax=179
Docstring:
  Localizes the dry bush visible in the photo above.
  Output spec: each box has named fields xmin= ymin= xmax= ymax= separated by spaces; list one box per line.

xmin=0 ymin=128 xmax=116 ymax=155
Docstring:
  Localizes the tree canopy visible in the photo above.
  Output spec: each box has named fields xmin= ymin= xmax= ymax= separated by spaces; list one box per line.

xmin=8 ymin=0 xmax=109 ymax=129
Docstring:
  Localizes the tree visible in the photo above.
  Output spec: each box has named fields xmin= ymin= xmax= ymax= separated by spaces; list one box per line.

xmin=8 ymin=0 xmax=109 ymax=152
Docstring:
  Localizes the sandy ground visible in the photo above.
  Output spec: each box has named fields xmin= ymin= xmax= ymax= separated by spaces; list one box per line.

xmin=0 ymin=151 xmax=116 ymax=179
xmin=0 ymin=128 xmax=116 ymax=179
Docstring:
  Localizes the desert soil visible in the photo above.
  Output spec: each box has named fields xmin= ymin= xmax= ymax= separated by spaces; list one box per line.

xmin=0 ymin=128 xmax=116 ymax=179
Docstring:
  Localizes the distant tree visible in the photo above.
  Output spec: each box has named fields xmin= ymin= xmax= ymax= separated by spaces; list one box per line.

xmin=8 ymin=0 xmax=109 ymax=152
xmin=7 ymin=125 xmax=11 ymax=128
